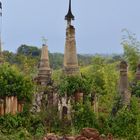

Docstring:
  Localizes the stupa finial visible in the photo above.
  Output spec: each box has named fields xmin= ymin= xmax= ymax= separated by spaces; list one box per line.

xmin=65 ymin=0 xmax=75 ymax=24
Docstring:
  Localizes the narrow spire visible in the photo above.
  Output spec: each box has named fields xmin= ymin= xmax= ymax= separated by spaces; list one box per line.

xmin=65 ymin=0 xmax=75 ymax=22
xmin=0 ymin=2 xmax=2 ymax=17
xmin=0 ymin=2 xmax=2 ymax=9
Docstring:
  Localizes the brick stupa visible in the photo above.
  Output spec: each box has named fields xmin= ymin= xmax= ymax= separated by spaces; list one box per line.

xmin=63 ymin=0 xmax=79 ymax=75
xmin=119 ymin=61 xmax=131 ymax=105
xmin=37 ymin=44 xmax=51 ymax=85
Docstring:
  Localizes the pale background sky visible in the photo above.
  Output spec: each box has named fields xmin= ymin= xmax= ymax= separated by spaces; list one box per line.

xmin=1 ymin=0 xmax=140 ymax=54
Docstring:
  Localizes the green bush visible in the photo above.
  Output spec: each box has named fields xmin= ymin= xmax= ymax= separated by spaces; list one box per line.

xmin=0 ymin=128 xmax=33 ymax=140
xmin=28 ymin=114 xmax=45 ymax=136
xmin=105 ymin=96 xmax=140 ymax=139
xmin=72 ymin=103 xmax=98 ymax=132
xmin=132 ymin=81 xmax=140 ymax=97
xmin=0 ymin=113 xmax=45 ymax=139
xmin=0 ymin=63 xmax=35 ymax=102
xmin=58 ymin=75 xmax=92 ymax=97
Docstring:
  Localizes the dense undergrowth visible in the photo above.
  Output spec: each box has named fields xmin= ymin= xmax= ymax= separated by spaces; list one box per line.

xmin=1 ymin=30 xmax=140 ymax=139
xmin=0 ymin=97 xmax=140 ymax=140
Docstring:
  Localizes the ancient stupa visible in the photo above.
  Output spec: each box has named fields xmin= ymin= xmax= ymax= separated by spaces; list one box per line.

xmin=119 ymin=61 xmax=131 ymax=105
xmin=63 ymin=0 xmax=79 ymax=75
xmin=37 ymin=44 xmax=51 ymax=85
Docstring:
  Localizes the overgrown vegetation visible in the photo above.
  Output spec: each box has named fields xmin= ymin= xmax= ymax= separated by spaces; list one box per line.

xmin=1 ymin=30 xmax=140 ymax=139
xmin=0 ymin=63 xmax=35 ymax=102
xmin=0 ymin=113 xmax=46 ymax=140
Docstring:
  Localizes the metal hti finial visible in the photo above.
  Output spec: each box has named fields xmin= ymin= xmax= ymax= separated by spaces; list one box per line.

xmin=0 ymin=2 xmax=2 ymax=9
xmin=65 ymin=0 xmax=75 ymax=22
xmin=0 ymin=1 xmax=2 ymax=16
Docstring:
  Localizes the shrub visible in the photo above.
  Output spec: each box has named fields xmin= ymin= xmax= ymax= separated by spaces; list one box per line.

xmin=0 ymin=113 xmax=45 ymax=139
xmin=0 ymin=63 xmax=35 ymax=103
xmin=72 ymin=103 xmax=98 ymax=132
xmin=106 ymin=96 xmax=140 ymax=139
xmin=58 ymin=75 xmax=92 ymax=97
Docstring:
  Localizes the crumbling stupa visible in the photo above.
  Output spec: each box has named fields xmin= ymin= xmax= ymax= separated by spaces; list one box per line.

xmin=63 ymin=0 xmax=79 ymax=75
xmin=37 ymin=44 xmax=51 ymax=85
xmin=119 ymin=61 xmax=131 ymax=105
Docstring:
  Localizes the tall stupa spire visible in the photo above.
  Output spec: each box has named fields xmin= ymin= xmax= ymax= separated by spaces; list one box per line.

xmin=65 ymin=0 xmax=75 ymax=25
xmin=63 ymin=0 xmax=79 ymax=75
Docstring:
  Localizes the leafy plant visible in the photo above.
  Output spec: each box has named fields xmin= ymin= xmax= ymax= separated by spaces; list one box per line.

xmin=0 ymin=63 xmax=35 ymax=102
xmin=0 ymin=113 xmax=46 ymax=139
xmin=58 ymin=75 xmax=92 ymax=97
xmin=105 ymin=96 xmax=140 ymax=139
xmin=72 ymin=103 xmax=98 ymax=132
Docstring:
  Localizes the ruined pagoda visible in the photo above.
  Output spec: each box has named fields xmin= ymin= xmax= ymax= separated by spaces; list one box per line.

xmin=119 ymin=61 xmax=131 ymax=105
xmin=63 ymin=0 xmax=79 ymax=75
xmin=37 ymin=44 xmax=51 ymax=86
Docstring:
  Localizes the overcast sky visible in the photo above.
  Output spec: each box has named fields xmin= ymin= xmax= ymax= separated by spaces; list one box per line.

xmin=1 ymin=0 xmax=140 ymax=54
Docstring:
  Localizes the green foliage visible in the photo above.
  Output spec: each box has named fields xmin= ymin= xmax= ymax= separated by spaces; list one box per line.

xmin=49 ymin=53 xmax=63 ymax=69
xmin=39 ymin=107 xmax=61 ymax=133
xmin=0 ymin=113 xmax=45 ymax=139
xmin=17 ymin=44 xmax=41 ymax=57
xmin=0 ymin=114 xmax=22 ymax=134
xmin=2 ymin=38 xmax=140 ymax=139
xmin=122 ymin=29 xmax=140 ymax=73
xmin=73 ymin=103 xmax=98 ymax=132
xmin=111 ymin=96 xmax=123 ymax=116
xmin=106 ymin=97 xmax=140 ymax=139
xmin=131 ymin=81 xmax=140 ymax=97
xmin=3 ymin=50 xmax=39 ymax=76
xmin=78 ymin=54 xmax=93 ymax=66
xmin=27 ymin=114 xmax=45 ymax=138
xmin=91 ymin=55 xmax=119 ymax=95
xmin=81 ymin=55 xmax=119 ymax=113
xmin=4 ymin=46 xmax=93 ymax=73
xmin=0 ymin=128 xmax=33 ymax=140
xmin=0 ymin=63 xmax=35 ymax=102
xmin=58 ymin=75 xmax=92 ymax=97
xmin=52 ymin=69 xmax=63 ymax=84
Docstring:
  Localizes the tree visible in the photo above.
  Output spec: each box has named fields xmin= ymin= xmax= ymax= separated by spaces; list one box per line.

xmin=17 ymin=45 xmax=41 ymax=57
xmin=81 ymin=55 xmax=119 ymax=114
xmin=58 ymin=75 xmax=92 ymax=98
xmin=0 ymin=63 xmax=35 ymax=102
xmin=73 ymin=103 xmax=98 ymax=132
xmin=122 ymin=29 xmax=140 ymax=73
xmin=106 ymin=97 xmax=140 ymax=139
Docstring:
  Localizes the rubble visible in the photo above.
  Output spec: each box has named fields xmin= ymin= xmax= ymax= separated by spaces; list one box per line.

xmin=43 ymin=128 xmax=113 ymax=140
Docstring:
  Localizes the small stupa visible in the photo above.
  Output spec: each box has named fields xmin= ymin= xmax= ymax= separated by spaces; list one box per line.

xmin=37 ymin=44 xmax=51 ymax=85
